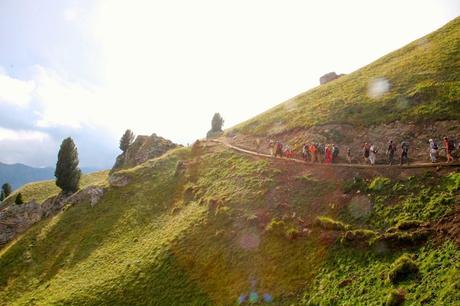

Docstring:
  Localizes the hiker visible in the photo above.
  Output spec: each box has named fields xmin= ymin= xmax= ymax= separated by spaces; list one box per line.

xmin=387 ymin=140 xmax=397 ymax=165
xmin=317 ymin=143 xmax=325 ymax=163
xmin=362 ymin=143 xmax=370 ymax=164
xmin=429 ymin=139 xmax=438 ymax=163
xmin=443 ymin=137 xmax=454 ymax=163
xmin=255 ymin=138 xmax=261 ymax=152
xmin=284 ymin=145 xmax=294 ymax=158
xmin=302 ymin=144 xmax=310 ymax=161
xmin=309 ymin=144 xmax=318 ymax=162
xmin=269 ymin=139 xmax=275 ymax=156
xmin=332 ymin=144 xmax=339 ymax=163
xmin=274 ymin=141 xmax=283 ymax=158
xmin=346 ymin=147 xmax=352 ymax=164
xmin=369 ymin=144 xmax=378 ymax=165
xmin=400 ymin=141 xmax=409 ymax=165
xmin=325 ymin=145 xmax=333 ymax=163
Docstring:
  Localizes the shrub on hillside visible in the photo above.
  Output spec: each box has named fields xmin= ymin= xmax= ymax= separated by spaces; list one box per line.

xmin=265 ymin=219 xmax=285 ymax=234
xmin=386 ymin=219 xmax=423 ymax=233
xmin=387 ymin=255 xmax=419 ymax=284
xmin=375 ymin=229 xmax=431 ymax=247
xmin=343 ymin=176 xmax=367 ymax=193
xmin=315 ymin=216 xmax=351 ymax=231
xmin=14 ymin=193 xmax=24 ymax=205
xmin=286 ymin=227 xmax=300 ymax=240
xmin=368 ymin=177 xmax=392 ymax=192
xmin=385 ymin=289 xmax=405 ymax=306
xmin=341 ymin=229 xmax=377 ymax=246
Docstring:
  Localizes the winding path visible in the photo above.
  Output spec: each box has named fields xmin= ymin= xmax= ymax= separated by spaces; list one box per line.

xmin=210 ymin=139 xmax=460 ymax=169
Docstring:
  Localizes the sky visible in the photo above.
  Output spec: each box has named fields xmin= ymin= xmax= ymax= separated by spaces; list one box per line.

xmin=0 ymin=0 xmax=459 ymax=168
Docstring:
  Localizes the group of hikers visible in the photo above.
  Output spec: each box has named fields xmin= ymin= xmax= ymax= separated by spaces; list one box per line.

xmin=265 ymin=136 xmax=459 ymax=166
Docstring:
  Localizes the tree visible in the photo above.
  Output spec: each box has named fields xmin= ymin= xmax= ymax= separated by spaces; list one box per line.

xmin=14 ymin=193 xmax=24 ymax=205
xmin=211 ymin=113 xmax=224 ymax=132
xmin=207 ymin=113 xmax=224 ymax=139
xmin=119 ymin=129 xmax=135 ymax=153
xmin=1 ymin=183 xmax=12 ymax=198
xmin=0 ymin=191 xmax=4 ymax=202
xmin=55 ymin=137 xmax=81 ymax=193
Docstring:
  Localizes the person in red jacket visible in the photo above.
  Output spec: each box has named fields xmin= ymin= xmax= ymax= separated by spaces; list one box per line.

xmin=325 ymin=145 xmax=333 ymax=163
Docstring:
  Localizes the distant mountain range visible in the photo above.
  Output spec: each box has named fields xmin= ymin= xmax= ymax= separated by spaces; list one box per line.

xmin=0 ymin=162 xmax=101 ymax=190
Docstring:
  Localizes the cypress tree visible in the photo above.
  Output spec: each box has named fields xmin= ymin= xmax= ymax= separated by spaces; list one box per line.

xmin=55 ymin=137 xmax=81 ymax=193
xmin=119 ymin=129 xmax=135 ymax=152
xmin=211 ymin=113 xmax=224 ymax=132
xmin=1 ymin=183 xmax=12 ymax=198
xmin=0 ymin=191 xmax=4 ymax=202
xmin=14 ymin=193 xmax=24 ymax=205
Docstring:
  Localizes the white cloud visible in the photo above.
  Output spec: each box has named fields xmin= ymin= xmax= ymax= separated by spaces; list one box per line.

xmin=0 ymin=127 xmax=50 ymax=142
xmin=0 ymin=70 xmax=35 ymax=107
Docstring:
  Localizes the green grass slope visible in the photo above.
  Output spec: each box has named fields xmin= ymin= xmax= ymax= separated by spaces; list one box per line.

xmin=0 ymin=142 xmax=458 ymax=305
xmin=1 ymin=170 xmax=109 ymax=207
xmin=232 ymin=17 xmax=460 ymax=136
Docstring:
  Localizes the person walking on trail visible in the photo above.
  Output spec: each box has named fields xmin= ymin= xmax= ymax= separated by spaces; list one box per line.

xmin=332 ymin=144 xmax=339 ymax=163
xmin=429 ymin=139 xmax=438 ymax=163
xmin=274 ymin=141 xmax=283 ymax=158
xmin=369 ymin=144 xmax=378 ymax=165
xmin=362 ymin=143 xmax=370 ymax=164
xmin=269 ymin=139 xmax=275 ymax=156
xmin=325 ymin=145 xmax=333 ymax=163
xmin=443 ymin=137 xmax=454 ymax=163
xmin=346 ymin=147 xmax=352 ymax=164
xmin=309 ymin=144 xmax=318 ymax=162
xmin=400 ymin=141 xmax=409 ymax=165
xmin=302 ymin=144 xmax=310 ymax=161
xmin=317 ymin=143 xmax=325 ymax=163
xmin=387 ymin=140 xmax=397 ymax=165
xmin=284 ymin=145 xmax=294 ymax=158
xmin=255 ymin=138 xmax=261 ymax=153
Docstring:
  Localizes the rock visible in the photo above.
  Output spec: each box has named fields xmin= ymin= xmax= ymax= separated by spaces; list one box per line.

xmin=109 ymin=173 xmax=130 ymax=187
xmin=319 ymin=72 xmax=345 ymax=85
xmin=0 ymin=187 xmax=105 ymax=247
xmin=65 ymin=186 xmax=104 ymax=207
xmin=111 ymin=133 xmax=179 ymax=172
xmin=0 ymin=201 xmax=42 ymax=245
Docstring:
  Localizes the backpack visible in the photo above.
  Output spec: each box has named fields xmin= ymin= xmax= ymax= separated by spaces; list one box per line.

xmin=448 ymin=140 xmax=455 ymax=151
xmin=401 ymin=142 xmax=409 ymax=153
xmin=431 ymin=143 xmax=438 ymax=150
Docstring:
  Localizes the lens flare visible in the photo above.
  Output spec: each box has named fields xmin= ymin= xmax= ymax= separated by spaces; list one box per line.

xmin=348 ymin=195 xmax=372 ymax=219
xmin=263 ymin=293 xmax=273 ymax=302
xmin=367 ymin=78 xmax=390 ymax=99
xmin=249 ymin=292 xmax=259 ymax=303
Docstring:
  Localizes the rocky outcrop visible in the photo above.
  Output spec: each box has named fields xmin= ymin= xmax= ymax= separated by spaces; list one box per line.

xmin=319 ymin=72 xmax=345 ymax=85
xmin=0 ymin=201 xmax=42 ymax=245
xmin=112 ymin=133 xmax=179 ymax=172
xmin=0 ymin=186 xmax=105 ymax=246
xmin=108 ymin=173 xmax=131 ymax=187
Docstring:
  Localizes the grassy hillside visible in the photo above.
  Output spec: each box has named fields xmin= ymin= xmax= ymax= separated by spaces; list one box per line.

xmin=232 ymin=17 xmax=460 ymax=136
xmin=1 ymin=170 xmax=109 ymax=207
xmin=1 ymin=18 xmax=460 ymax=306
xmin=0 ymin=142 xmax=459 ymax=305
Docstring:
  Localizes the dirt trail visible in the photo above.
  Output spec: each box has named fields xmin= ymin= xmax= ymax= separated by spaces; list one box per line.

xmin=210 ymin=139 xmax=460 ymax=170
